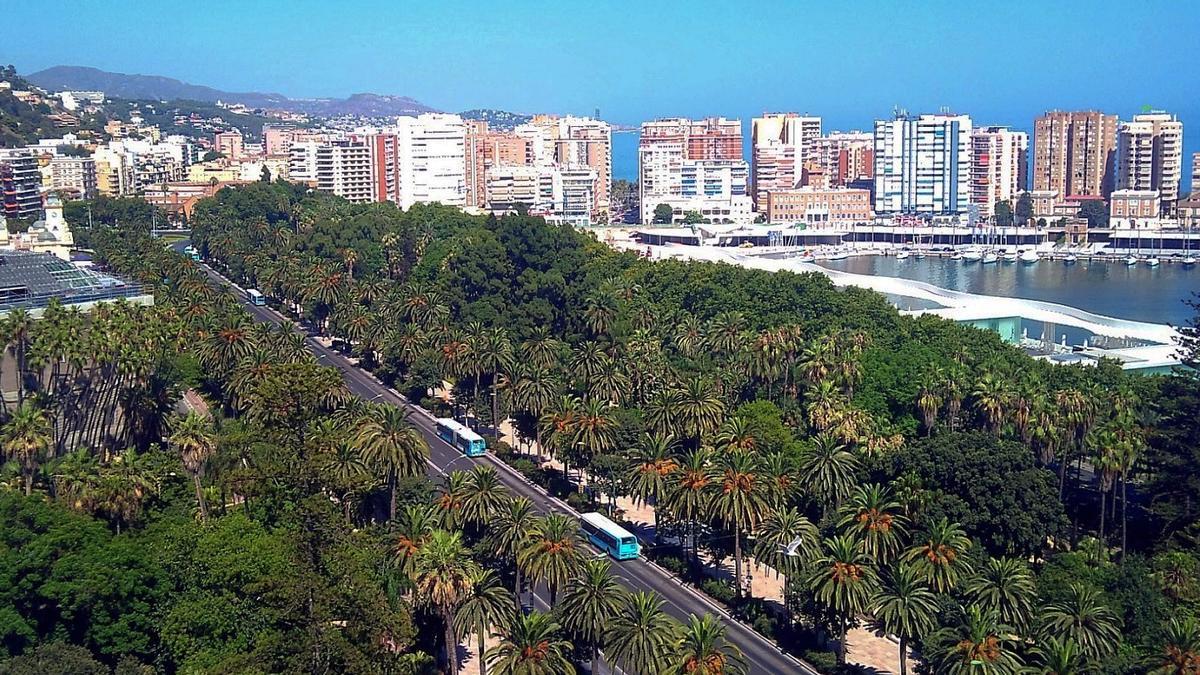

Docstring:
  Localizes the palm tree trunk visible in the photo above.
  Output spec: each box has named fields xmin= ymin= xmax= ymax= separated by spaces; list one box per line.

xmin=513 ymin=566 xmax=523 ymax=611
xmin=898 ymin=635 xmax=907 ymax=675
xmin=1120 ymin=476 xmax=1128 ymax=564
xmin=192 ymin=472 xmax=208 ymax=520
xmin=490 ymin=380 xmax=500 ymax=439
xmin=1098 ymin=487 xmax=1107 ymax=548
xmin=734 ymin=529 xmax=743 ymax=598
xmin=839 ymin=615 xmax=848 ymax=665
xmin=24 ymin=471 xmax=32 ymax=496
xmin=443 ymin=611 xmax=459 ymax=675
xmin=590 ymin=645 xmax=598 ymax=675
xmin=478 ymin=628 xmax=487 ymax=675
xmin=388 ymin=471 xmax=398 ymax=521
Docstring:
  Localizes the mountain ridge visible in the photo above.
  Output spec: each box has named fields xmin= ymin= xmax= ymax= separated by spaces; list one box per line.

xmin=25 ymin=65 xmax=439 ymax=117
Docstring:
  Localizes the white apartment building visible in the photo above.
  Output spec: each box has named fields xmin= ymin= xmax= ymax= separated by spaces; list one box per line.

xmin=970 ymin=126 xmax=1028 ymax=217
xmin=639 ymin=150 xmax=752 ymax=224
xmin=315 ymin=139 xmax=375 ymax=203
xmin=394 ymin=113 xmax=467 ymax=209
xmin=48 ymin=156 xmax=98 ymax=199
xmin=484 ymin=163 xmax=598 ymax=226
xmin=1117 ymin=112 xmax=1183 ymax=215
xmin=510 ymin=115 xmax=611 ymax=220
xmin=288 ymin=141 xmax=323 ymax=183
xmin=751 ymin=113 xmax=821 ymax=210
xmin=874 ymin=113 xmax=973 ymax=215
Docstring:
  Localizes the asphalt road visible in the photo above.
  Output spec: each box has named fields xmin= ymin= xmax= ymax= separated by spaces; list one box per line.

xmin=177 ymin=243 xmax=814 ymax=674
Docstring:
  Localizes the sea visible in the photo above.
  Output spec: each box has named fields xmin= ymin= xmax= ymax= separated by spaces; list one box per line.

xmin=818 ymin=255 xmax=1199 ymax=328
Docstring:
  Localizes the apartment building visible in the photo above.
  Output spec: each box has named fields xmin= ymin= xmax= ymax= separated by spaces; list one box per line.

xmin=1033 ymin=110 xmax=1117 ymax=201
xmin=315 ymin=139 xmax=375 ymax=203
xmin=350 ymin=131 xmax=400 ymax=204
xmin=0 ymin=149 xmax=43 ymax=219
xmin=1116 ymin=112 xmax=1183 ymax=216
xmin=751 ymin=113 xmax=821 ymax=210
xmin=641 ymin=117 xmax=742 ymax=161
xmin=510 ymin=115 xmax=611 ymax=220
xmin=764 ymin=186 xmax=872 ymax=226
xmin=213 ymin=130 xmax=245 ymax=160
xmin=1109 ymin=189 xmax=1160 ymax=223
xmin=639 ymin=117 xmax=752 ymax=224
xmin=288 ymin=141 xmax=322 ymax=184
xmin=873 ymin=113 xmax=972 ymax=215
xmin=394 ymin=113 xmax=467 ymax=209
xmin=1192 ymin=152 xmax=1200 ymax=197
xmin=813 ymin=132 xmax=874 ymax=187
xmin=48 ymin=156 xmax=98 ymax=199
xmin=970 ymin=126 xmax=1028 ymax=217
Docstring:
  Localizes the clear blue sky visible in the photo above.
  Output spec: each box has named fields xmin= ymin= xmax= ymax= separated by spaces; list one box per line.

xmin=4 ymin=0 xmax=1197 ymax=183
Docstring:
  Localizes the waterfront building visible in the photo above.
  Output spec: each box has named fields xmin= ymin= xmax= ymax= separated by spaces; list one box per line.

xmin=213 ymin=130 xmax=245 ymax=160
xmin=510 ymin=115 xmax=611 ymax=220
xmin=970 ymin=126 xmax=1028 ymax=217
xmin=813 ymin=131 xmax=874 ymax=187
xmin=1116 ymin=112 xmax=1183 ymax=216
xmin=639 ymin=117 xmax=751 ymax=224
xmin=873 ymin=113 xmax=972 ymax=216
xmin=1109 ymin=189 xmax=1161 ymax=226
xmin=0 ymin=149 xmax=44 ymax=219
xmin=1192 ymin=152 xmax=1200 ymax=197
xmin=1033 ymin=110 xmax=1117 ymax=202
xmin=47 ymin=156 xmax=98 ymax=200
xmin=764 ymin=186 xmax=872 ymax=226
xmin=751 ymin=113 xmax=821 ymax=211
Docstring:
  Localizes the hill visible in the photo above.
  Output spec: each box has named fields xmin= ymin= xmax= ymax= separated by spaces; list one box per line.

xmin=0 ymin=65 xmax=104 ymax=146
xmin=459 ymin=108 xmax=532 ymax=130
xmin=26 ymin=65 xmax=438 ymax=117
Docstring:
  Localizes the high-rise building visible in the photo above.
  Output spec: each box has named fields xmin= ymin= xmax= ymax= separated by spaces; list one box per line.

xmin=970 ymin=126 xmax=1028 ymax=217
xmin=394 ymin=114 xmax=467 ymax=210
xmin=48 ymin=156 xmax=98 ymax=200
xmin=213 ymin=130 xmax=245 ymax=160
xmin=1116 ymin=112 xmax=1183 ymax=215
xmin=873 ymin=113 xmax=972 ymax=215
xmin=288 ymin=141 xmax=322 ymax=184
xmin=0 ymin=149 xmax=43 ymax=219
xmin=511 ymin=115 xmax=611 ymax=220
xmin=751 ymin=113 xmax=821 ymax=210
xmin=1192 ymin=152 xmax=1200 ymax=197
xmin=813 ymin=131 xmax=874 ymax=187
xmin=639 ymin=117 xmax=752 ymax=224
xmin=1033 ymin=111 xmax=1117 ymax=201
xmin=350 ymin=131 xmax=401 ymax=204
xmin=315 ymin=139 xmax=375 ymax=203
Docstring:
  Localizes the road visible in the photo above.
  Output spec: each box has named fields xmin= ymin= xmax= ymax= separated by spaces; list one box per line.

xmin=178 ymin=245 xmax=814 ymax=674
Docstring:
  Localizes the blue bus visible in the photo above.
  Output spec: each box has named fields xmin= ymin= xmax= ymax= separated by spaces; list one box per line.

xmin=245 ymin=288 xmax=267 ymax=306
xmin=183 ymin=246 xmax=201 ymax=261
xmin=435 ymin=418 xmax=487 ymax=457
xmin=580 ymin=512 xmax=641 ymax=561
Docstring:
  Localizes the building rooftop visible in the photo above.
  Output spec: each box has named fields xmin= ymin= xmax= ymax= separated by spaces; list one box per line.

xmin=0 ymin=251 xmax=152 ymax=316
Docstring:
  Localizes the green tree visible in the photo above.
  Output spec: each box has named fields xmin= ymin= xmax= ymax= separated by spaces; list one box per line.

xmin=605 ymin=591 xmax=681 ymax=675
xmin=625 ymin=433 xmax=678 ymax=543
xmin=487 ymin=496 xmax=539 ymax=603
xmin=652 ymin=203 xmax=674 ymax=224
xmin=1151 ymin=617 xmax=1200 ymax=675
xmin=1038 ymin=583 xmax=1122 ymax=663
xmin=167 ymin=411 xmax=216 ymax=519
xmin=871 ymin=563 xmax=937 ymax=675
xmin=711 ymin=450 xmax=769 ymax=598
xmin=1078 ymin=199 xmax=1109 ymax=229
xmin=486 ymin=611 xmax=575 ymax=675
xmin=808 ymin=534 xmax=878 ymax=665
xmin=903 ymin=518 xmax=973 ymax=593
xmin=460 ymin=465 xmax=510 ymax=529
xmin=558 ymin=559 xmax=624 ymax=673
xmin=965 ymin=556 xmax=1037 ymax=635
xmin=518 ymin=513 xmax=584 ymax=604
xmin=929 ymin=605 xmax=1024 ymax=675
xmin=838 ymin=483 xmax=909 ymax=565
xmin=454 ymin=568 xmax=514 ymax=675
xmin=670 ymin=613 xmax=747 ymax=675
xmin=411 ymin=530 xmax=480 ymax=675
xmin=1015 ymin=192 xmax=1034 ymax=226
xmin=355 ymin=404 xmax=429 ymax=520
xmin=994 ymin=200 xmax=1014 ymax=228
xmin=2 ymin=402 xmax=53 ymax=496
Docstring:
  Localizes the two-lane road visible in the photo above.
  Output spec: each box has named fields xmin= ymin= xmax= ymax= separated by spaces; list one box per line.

xmin=185 ymin=252 xmax=813 ymax=674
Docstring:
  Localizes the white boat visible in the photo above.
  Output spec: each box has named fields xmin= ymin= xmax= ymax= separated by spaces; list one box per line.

xmin=824 ymin=250 xmax=849 ymax=261
xmin=951 ymin=252 xmax=963 ymax=260
xmin=981 ymin=252 xmax=999 ymax=264
xmin=1003 ymin=250 xmax=1018 ymax=263
xmin=895 ymin=251 xmax=911 ymax=260
xmin=1145 ymin=257 xmax=1160 ymax=267
xmin=962 ymin=249 xmax=983 ymax=262
xmin=1124 ymin=255 xmax=1138 ymax=266
xmin=1183 ymin=256 xmax=1197 ymax=266
xmin=1064 ymin=253 xmax=1078 ymax=265
xmin=1019 ymin=250 xmax=1040 ymax=264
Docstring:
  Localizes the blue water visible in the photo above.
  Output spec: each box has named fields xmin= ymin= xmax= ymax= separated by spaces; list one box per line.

xmin=613 ymin=131 xmax=639 ymax=181
xmin=819 ymin=256 xmax=1199 ymax=328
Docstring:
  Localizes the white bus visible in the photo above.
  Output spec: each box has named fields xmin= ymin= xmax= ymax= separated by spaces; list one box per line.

xmin=580 ymin=512 xmax=640 ymax=560
xmin=245 ymin=288 xmax=266 ymax=306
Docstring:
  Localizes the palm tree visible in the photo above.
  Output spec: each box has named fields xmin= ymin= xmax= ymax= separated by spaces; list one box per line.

xmin=2 ymin=402 xmax=54 ymax=496
xmin=605 ymin=591 xmax=681 ymax=675
xmin=355 ymin=404 xmax=429 ymax=520
xmin=796 ymin=433 xmax=860 ymax=515
xmin=1028 ymin=636 xmax=1085 ymax=675
xmin=808 ymin=534 xmax=877 ymax=665
xmin=4 ymin=308 xmax=33 ymax=406
xmin=519 ymin=513 xmax=584 ymax=604
xmin=393 ymin=504 xmax=439 ymax=577
xmin=1152 ymin=617 xmax=1200 ymax=675
xmin=903 ymin=518 xmax=973 ymax=593
xmin=666 ymin=447 xmax=717 ymax=566
xmin=964 ymin=557 xmax=1037 ymax=635
xmin=1039 ymin=583 xmax=1122 ymax=662
xmin=486 ymin=611 xmax=576 ymax=675
xmin=838 ymin=483 xmax=909 ymax=565
xmin=411 ymin=530 xmax=480 ymax=675
xmin=436 ymin=471 xmax=471 ymax=530
xmin=454 ymin=568 xmax=514 ymax=675
xmin=754 ymin=507 xmax=818 ymax=614
xmin=625 ymin=433 xmax=679 ymax=543
xmin=559 ymin=559 xmax=624 ymax=674
xmin=167 ymin=411 xmax=216 ymax=519
xmin=487 ymin=496 xmax=539 ymax=603
xmin=871 ymin=563 xmax=937 ymax=675
xmin=971 ymin=372 xmax=1009 ymax=434
xmin=929 ymin=605 xmax=1024 ymax=675
xmin=916 ymin=376 xmax=942 ymax=435
xmin=711 ymin=450 xmax=769 ymax=598
xmin=460 ymin=465 xmax=510 ymax=529
xmin=675 ymin=377 xmax=725 ymax=446
xmin=510 ymin=365 xmax=561 ymax=457
xmin=671 ymin=614 xmax=747 ymax=675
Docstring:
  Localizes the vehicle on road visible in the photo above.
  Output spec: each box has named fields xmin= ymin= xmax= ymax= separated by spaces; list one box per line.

xmin=435 ymin=417 xmax=487 ymax=457
xmin=580 ymin=511 xmax=641 ymax=560
xmin=245 ymin=288 xmax=267 ymax=306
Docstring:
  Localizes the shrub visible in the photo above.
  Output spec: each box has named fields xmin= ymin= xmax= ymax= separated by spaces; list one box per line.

xmin=656 ymin=555 xmax=688 ymax=577
xmin=565 ymin=492 xmax=595 ymax=512
xmin=803 ymin=650 xmax=840 ymax=674
xmin=751 ymin=612 xmax=778 ymax=641
xmin=509 ymin=458 xmax=538 ymax=479
xmin=700 ymin=579 xmax=737 ymax=606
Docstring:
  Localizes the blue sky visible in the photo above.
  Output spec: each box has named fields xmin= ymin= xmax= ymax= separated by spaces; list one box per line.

xmin=4 ymin=0 xmax=1197 ymax=183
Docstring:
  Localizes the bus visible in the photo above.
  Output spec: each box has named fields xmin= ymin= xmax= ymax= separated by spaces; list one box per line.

xmin=183 ymin=245 xmax=201 ymax=261
xmin=245 ymin=288 xmax=266 ymax=306
xmin=580 ymin=512 xmax=641 ymax=561
xmin=435 ymin=418 xmax=487 ymax=457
